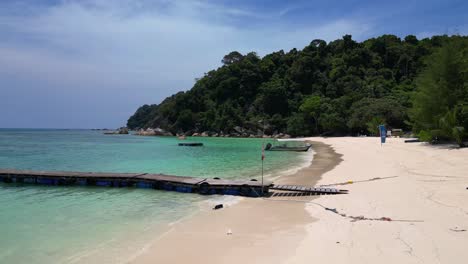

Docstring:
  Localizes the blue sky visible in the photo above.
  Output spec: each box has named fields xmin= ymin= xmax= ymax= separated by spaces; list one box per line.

xmin=1 ymin=0 xmax=467 ymax=128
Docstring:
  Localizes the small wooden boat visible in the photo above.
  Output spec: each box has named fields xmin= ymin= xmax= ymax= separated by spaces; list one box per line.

xmin=178 ymin=142 xmax=203 ymax=147
xmin=265 ymin=140 xmax=311 ymax=152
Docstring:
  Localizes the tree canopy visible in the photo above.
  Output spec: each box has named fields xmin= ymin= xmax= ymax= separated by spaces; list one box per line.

xmin=410 ymin=37 xmax=468 ymax=146
xmin=127 ymin=34 xmax=467 ymax=139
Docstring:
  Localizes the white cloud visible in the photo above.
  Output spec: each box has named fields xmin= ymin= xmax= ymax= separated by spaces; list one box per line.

xmin=416 ymin=24 xmax=468 ymax=39
xmin=0 ymin=0 xmax=371 ymax=128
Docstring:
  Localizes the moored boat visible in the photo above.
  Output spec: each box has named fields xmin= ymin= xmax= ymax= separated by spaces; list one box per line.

xmin=265 ymin=140 xmax=311 ymax=152
xmin=178 ymin=142 xmax=203 ymax=147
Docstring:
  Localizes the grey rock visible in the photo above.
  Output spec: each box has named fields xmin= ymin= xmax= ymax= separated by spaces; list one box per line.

xmin=233 ymin=126 xmax=244 ymax=134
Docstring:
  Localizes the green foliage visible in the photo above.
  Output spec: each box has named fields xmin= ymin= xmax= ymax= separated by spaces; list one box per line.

xmin=411 ymin=37 xmax=468 ymax=146
xmin=175 ymin=109 xmax=194 ymax=132
xmin=300 ymin=95 xmax=321 ymax=115
xmin=287 ymin=113 xmax=309 ymax=136
xmin=260 ymin=77 xmax=289 ymax=115
xmin=418 ymin=130 xmax=433 ymax=142
xmin=366 ymin=117 xmax=386 ymax=136
xmin=347 ymin=97 xmax=406 ymax=133
xmin=222 ymin=51 xmax=244 ymax=65
xmin=438 ymin=108 xmax=466 ymax=146
xmin=127 ymin=34 xmax=467 ymax=138
xmin=127 ymin=104 xmax=157 ymax=129
xmin=299 ymin=95 xmax=321 ymax=133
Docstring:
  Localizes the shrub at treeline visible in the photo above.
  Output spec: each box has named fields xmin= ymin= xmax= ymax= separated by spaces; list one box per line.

xmin=128 ymin=34 xmax=468 ymax=144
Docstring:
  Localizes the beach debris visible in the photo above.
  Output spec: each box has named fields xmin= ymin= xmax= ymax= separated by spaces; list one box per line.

xmin=404 ymin=139 xmax=421 ymax=143
xmin=319 ymin=176 xmax=398 ymax=187
xmin=227 ymin=229 xmax=233 ymax=235
xmin=319 ymin=204 xmax=419 ymax=223
xmin=213 ymin=204 xmax=224 ymax=210
xmin=349 ymin=216 xmax=366 ymax=222
xmin=380 ymin=217 xmax=393 ymax=221
xmin=325 ymin=207 xmax=339 ymax=214
xmin=347 ymin=216 xmax=393 ymax=222
xmin=265 ymin=198 xmax=422 ymax=223
xmin=450 ymin=227 xmax=466 ymax=232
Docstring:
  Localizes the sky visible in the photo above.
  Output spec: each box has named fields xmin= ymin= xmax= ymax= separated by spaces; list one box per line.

xmin=1 ymin=0 xmax=467 ymax=129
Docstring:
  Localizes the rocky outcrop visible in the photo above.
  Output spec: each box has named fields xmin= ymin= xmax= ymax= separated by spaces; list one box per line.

xmin=133 ymin=127 xmax=293 ymax=138
xmin=135 ymin=128 xmax=172 ymax=136
xmin=104 ymin=127 xmax=129 ymax=135
xmin=233 ymin=126 xmax=244 ymax=134
xmin=154 ymin=128 xmax=173 ymax=136
xmin=118 ymin=127 xmax=129 ymax=134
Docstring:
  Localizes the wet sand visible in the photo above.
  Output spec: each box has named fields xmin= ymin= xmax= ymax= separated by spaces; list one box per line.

xmin=130 ymin=141 xmax=342 ymax=264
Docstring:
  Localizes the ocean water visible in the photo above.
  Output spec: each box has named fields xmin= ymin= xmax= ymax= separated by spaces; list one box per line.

xmin=0 ymin=129 xmax=311 ymax=263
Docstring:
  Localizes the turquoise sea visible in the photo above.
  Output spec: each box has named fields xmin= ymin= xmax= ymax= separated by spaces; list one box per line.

xmin=0 ymin=129 xmax=311 ymax=263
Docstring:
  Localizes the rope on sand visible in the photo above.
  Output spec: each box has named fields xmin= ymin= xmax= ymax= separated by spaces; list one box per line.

xmin=262 ymin=198 xmax=424 ymax=223
xmin=310 ymin=201 xmax=424 ymax=223
xmin=318 ymin=176 xmax=399 ymax=187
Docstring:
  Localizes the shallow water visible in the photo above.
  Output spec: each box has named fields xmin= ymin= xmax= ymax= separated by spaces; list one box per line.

xmin=0 ymin=129 xmax=310 ymax=263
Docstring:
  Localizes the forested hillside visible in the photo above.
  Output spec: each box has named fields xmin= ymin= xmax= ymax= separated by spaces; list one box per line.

xmin=128 ymin=34 xmax=467 ymax=138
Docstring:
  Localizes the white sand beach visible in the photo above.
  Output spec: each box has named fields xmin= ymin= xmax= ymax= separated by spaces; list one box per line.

xmin=290 ymin=137 xmax=468 ymax=264
xmin=131 ymin=137 xmax=468 ymax=264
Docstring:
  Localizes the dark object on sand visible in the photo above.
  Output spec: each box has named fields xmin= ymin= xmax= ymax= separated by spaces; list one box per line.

xmin=265 ymin=142 xmax=311 ymax=152
xmin=178 ymin=142 xmax=203 ymax=147
xmin=325 ymin=207 xmax=339 ymax=214
xmin=213 ymin=204 xmax=223 ymax=210
xmin=404 ymin=139 xmax=421 ymax=143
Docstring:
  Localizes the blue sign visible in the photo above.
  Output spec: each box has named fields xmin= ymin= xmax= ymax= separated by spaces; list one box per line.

xmin=379 ymin=125 xmax=386 ymax=144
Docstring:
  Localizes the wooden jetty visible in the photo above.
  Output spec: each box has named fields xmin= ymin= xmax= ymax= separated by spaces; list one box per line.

xmin=0 ymin=169 xmax=347 ymax=197
xmin=270 ymin=184 xmax=348 ymax=194
xmin=0 ymin=169 xmax=268 ymax=197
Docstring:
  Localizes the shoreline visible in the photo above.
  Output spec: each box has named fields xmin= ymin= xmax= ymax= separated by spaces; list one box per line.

xmin=130 ymin=137 xmax=468 ymax=264
xmin=129 ymin=141 xmax=343 ymax=264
